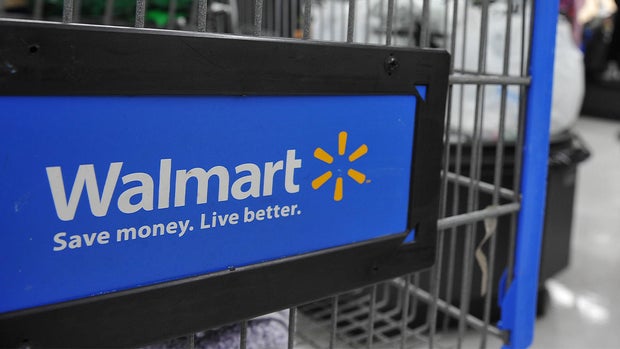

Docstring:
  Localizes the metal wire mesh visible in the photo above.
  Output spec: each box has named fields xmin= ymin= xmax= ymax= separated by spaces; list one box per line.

xmin=0 ymin=0 xmax=535 ymax=348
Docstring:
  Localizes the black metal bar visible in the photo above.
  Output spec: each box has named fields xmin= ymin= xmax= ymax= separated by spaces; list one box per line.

xmin=458 ymin=0 xmax=491 ymax=345
xmin=340 ymin=0 xmax=346 ymax=41
xmin=385 ymin=0 xmax=394 ymax=45
xmin=347 ymin=0 xmax=356 ymax=42
xmin=507 ymin=0 xmax=533 ymax=291
xmin=275 ymin=0 xmax=282 ymax=36
xmin=197 ymin=0 xmax=207 ymax=32
xmin=329 ymin=296 xmax=339 ymax=349
xmin=73 ymin=0 xmax=81 ymax=22
xmin=409 ymin=272 xmax=421 ymax=322
xmin=0 ymin=21 xmax=451 ymax=96
xmin=399 ymin=275 xmax=411 ymax=349
xmin=407 ymin=0 xmax=415 ymax=46
xmin=480 ymin=0 xmax=515 ymax=346
xmin=437 ymin=203 xmax=521 ymax=232
xmin=449 ymin=74 xmax=530 ymax=86
xmin=288 ymin=308 xmax=297 ymax=349
xmin=365 ymin=0 xmax=370 ymax=43
xmin=303 ymin=0 xmax=312 ymax=39
xmin=420 ymin=0 xmax=430 ymax=47
xmin=441 ymin=0 xmax=465 ymax=336
xmin=33 ymin=0 xmax=45 ymax=20
xmin=445 ymin=172 xmax=517 ymax=200
xmin=187 ymin=334 xmax=194 ymax=349
xmin=188 ymin=0 xmax=197 ymax=30
xmin=266 ymin=0 xmax=273 ymax=35
xmin=167 ymin=0 xmax=177 ymax=29
xmin=283 ymin=0 xmax=289 ymax=37
xmin=430 ymin=0 xmax=459 ymax=337
xmin=103 ymin=0 xmax=114 ymax=24
xmin=254 ymin=0 xmax=263 ymax=35
xmin=62 ymin=0 xmax=74 ymax=23
xmin=367 ymin=284 xmax=377 ymax=349
xmin=135 ymin=0 xmax=146 ymax=28
xmin=240 ymin=320 xmax=248 ymax=349
xmin=292 ymin=0 xmax=297 ymax=37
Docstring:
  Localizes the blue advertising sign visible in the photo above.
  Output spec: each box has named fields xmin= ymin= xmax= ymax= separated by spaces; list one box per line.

xmin=0 ymin=95 xmax=416 ymax=314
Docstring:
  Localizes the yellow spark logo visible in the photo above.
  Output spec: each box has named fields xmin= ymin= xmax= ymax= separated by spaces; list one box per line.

xmin=312 ymin=131 xmax=368 ymax=201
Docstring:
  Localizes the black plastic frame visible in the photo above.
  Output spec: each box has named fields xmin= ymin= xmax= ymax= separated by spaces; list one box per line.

xmin=0 ymin=19 xmax=449 ymax=348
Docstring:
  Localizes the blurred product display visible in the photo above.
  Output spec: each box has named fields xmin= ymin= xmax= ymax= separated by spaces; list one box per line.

xmin=446 ymin=3 xmax=584 ymax=141
xmin=311 ymin=0 xmax=585 ymax=140
xmin=578 ymin=0 xmax=620 ymax=118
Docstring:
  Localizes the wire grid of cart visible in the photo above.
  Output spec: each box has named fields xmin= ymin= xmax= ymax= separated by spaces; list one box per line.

xmin=0 ymin=0 xmax=557 ymax=348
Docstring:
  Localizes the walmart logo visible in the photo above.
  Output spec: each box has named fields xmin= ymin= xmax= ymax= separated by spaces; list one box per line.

xmin=45 ymin=131 xmax=372 ymax=221
xmin=312 ymin=131 xmax=368 ymax=202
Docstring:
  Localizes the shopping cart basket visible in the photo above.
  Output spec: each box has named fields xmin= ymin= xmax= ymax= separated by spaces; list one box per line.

xmin=0 ymin=1 xmax=559 ymax=348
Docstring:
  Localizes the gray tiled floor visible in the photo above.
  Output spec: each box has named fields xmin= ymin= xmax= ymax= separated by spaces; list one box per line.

xmin=532 ymin=117 xmax=620 ymax=349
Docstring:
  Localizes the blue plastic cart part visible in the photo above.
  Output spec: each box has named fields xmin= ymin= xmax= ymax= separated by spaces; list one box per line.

xmin=0 ymin=95 xmax=417 ymax=314
xmin=499 ymin=1 xmax=560 ymax=348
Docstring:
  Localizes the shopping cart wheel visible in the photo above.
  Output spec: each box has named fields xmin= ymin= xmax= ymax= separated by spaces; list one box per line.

xmin=536 ymin=286 xmax=550 ymax=318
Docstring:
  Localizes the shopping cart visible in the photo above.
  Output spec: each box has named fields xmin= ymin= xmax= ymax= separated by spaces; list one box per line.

xmin=0 ymin=1 xmax=559 ymax=348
